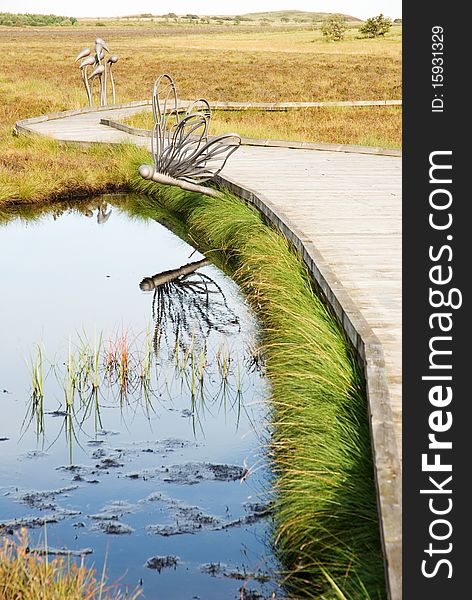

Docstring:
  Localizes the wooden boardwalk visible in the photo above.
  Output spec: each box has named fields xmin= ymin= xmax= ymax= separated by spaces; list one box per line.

xmin=16 ymin=104 xmax=402 ymax=599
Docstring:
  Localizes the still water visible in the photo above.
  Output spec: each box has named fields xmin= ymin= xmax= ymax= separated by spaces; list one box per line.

xmin=0 ymin=195 xmax=283 ymax=599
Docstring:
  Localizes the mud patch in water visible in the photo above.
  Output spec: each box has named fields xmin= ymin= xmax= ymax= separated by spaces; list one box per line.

xmin=93 ymin=521 xmax=135 ymax=535
xmin=89 ymin=500 xmax=136 ymax=521
xmin=7 ymin=485 xmax=79 ymax=510
xmin=145 ymin=555 xmax=180 ymax=572
xmin=31 ymin=546 xmax=93 ymax=557
xmin=145 ymin=493 xmax=271 ymax=537
xmin=126 ymin=461 xmax=247 ymax=485
xmin=201 ymin=562 xmax=271 ymax=582
xmin=0 ymin=509 xmax=80 ymax=532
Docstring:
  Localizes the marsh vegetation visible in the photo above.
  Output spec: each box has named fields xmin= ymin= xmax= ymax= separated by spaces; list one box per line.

xmin=127 ymin=171 xmax=386 ymax=599
xmin=122 ymin=105 xmax=402 ymax=149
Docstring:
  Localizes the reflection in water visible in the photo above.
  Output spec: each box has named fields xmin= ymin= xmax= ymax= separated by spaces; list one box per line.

xmin=22 ymin=253 xmax=264 ymax=460
xmin=2 ymin=197 xmax=282 ymax=599
xmin=140 ymin=259 xmax=241 ymax=355
xmin=80 ymin=200 xmax=112 ymax=224
xmin=23 ymin=325 xmax=248 ymax=461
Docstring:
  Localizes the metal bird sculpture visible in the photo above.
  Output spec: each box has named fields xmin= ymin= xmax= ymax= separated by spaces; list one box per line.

xmin=75 ymin=47 xmax=90 ymax=62
xmin=76 ymin=38 xmax=118 ymax=108
xmin=79 ymin=55 xmax=96 ymax=106
xmin=107 ymin=55 xmax=119 ymax=104
xmin=89 ymin=64 xmax=105 ymax=79
xmin=139 ymin=75 xmax=241 ymax=197
xmin=88 ymin=64 xmax=105 ymax=106
xmin=95 ymin=38 xmax=110 ymax=52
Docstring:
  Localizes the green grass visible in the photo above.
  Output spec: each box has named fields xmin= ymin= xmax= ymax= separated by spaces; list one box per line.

xmin=0 ymin=137 xmax=140 ymax=208
xmin=121 ymin=146 xmax=386 ymax=599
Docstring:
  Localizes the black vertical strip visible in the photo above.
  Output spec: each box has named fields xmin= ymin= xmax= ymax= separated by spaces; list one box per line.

xmin=403 ymin=3 xmax=469 ymax=598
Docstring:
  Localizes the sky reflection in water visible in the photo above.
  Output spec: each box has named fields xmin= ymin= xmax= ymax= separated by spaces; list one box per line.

xmin=0 ymin=195 xmax=283 ymax=600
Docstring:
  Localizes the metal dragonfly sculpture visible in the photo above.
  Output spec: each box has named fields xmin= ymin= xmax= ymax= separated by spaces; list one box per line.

xmin=75 ymin=38 xmax=119 ymax=108
xmin=139 ymin=75 xmax=241 ymax=197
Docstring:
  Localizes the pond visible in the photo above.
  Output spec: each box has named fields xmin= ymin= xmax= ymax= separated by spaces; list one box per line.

xmin=0 ymin=195 xmax=284 ymax=599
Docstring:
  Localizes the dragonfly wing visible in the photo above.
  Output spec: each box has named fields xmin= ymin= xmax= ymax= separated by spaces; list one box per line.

xmin=180 ymin=134 xmax=241 ymax=183
xmin=148 ymin=78 xmax=241 ymax=185
xmin=184 ymin=99 xmax=212 ymax=122
xmin=163 ymin=114 xmax=210 ymax=177
xmin=152 ymin=74 xmax=178 ymax=152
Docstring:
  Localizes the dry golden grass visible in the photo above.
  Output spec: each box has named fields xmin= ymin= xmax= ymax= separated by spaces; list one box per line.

xmin=0 ymin=24 xmax=401 ymax=207
xmin=0 ymin=135 xmax=133 ymax=205
xmin=123 ymin=105 xmax=401 ymax=148
xmin=1 ymin=25 xmax=401 ymax=108
xmin=1 ymin=26 xmax=400 ymax=108
xmin=0 ymin=530 xmax=140 ymax=599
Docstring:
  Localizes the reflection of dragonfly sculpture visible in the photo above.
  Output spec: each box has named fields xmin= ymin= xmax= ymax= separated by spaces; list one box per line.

xmin=22 ymin=259 xmax=248 ymax=457
xmin=75 ymin=38 xmax=119 ymax=108
xmin=139 ymin=74 xmax=241 ymax=197
xmin=140 ymin=258 xmax=240 ymax=353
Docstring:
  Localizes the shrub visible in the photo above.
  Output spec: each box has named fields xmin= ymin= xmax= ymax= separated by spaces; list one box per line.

xmin=0 ymin=12 xmax=77 ymax=27
xmin=321 ymin=15 xmax=347 ymax=41
xmin=359 ymin=14 xmax=392 ymax=38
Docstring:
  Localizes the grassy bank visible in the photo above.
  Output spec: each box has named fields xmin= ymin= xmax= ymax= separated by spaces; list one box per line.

xmin=120 ymin=147 xmax=386 ymax=599
xmin=0 ymin=530 xmax=139 ymax=599
xmin=0 ymin=135 xmax=139 ymax=206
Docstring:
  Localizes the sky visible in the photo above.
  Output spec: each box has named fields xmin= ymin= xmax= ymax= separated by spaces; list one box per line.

xmin=0 ymin=1 xmax=402 ymax=20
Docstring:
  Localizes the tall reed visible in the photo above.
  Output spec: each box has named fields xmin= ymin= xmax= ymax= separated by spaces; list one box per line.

xmin=26 ymin=344 xmax=45 ymax=435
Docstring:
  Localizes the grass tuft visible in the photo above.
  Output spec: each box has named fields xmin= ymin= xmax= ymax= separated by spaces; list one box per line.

xmin=0 ymin=529 xmax=140 ymax=599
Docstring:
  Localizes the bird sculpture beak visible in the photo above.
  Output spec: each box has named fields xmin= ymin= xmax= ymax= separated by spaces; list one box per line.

xmin=75 ymin=47 xmax=91 ymax=62
xmin=89 ymin=64 xmax=105 ymax=79
xmin=80 ymin=56 xmax=96 ymax=69
xmin=95 ymin=38 xmax=110 ymax=52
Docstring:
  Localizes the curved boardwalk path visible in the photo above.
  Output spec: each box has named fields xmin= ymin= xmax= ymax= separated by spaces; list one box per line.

xmin=16 ymin=102 xmax=402 ymax=600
